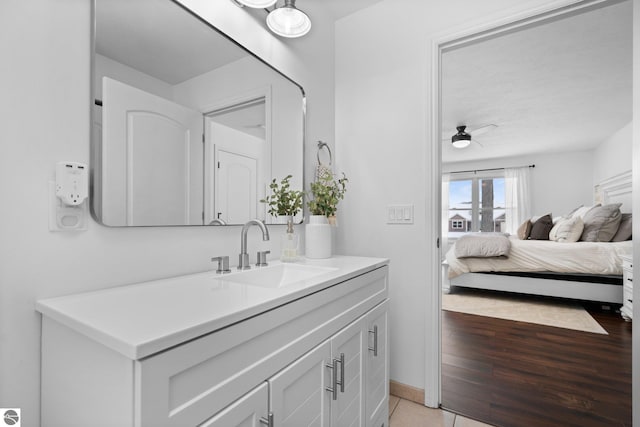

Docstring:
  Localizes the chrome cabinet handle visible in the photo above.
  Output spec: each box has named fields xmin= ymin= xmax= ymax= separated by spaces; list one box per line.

xmin=337 ymin=353 xmax=345 ymax=393
xmin=368 ymin=325 xmax=378 ymax=357
xmin=325 ymin=358 xmax=339 ymax=400
xmin=259 ymin=412 xmax=273 ymax=427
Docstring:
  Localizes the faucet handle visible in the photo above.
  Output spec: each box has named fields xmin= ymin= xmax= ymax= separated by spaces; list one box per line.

xmin=211 ymin=256 xmax=231 ymax=274
xmin=256 ymin=250 xmax=270 ymax=267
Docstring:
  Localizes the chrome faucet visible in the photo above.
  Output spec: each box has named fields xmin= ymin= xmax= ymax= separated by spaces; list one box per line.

xmin=209 ymin=218 xmax=227 ymax=225
xmin=238 ymin=219 xmax=270 ymax=270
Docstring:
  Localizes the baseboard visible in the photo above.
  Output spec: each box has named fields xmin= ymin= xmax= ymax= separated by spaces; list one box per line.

xmin=389 ymin=380 xmax=425 ymax=405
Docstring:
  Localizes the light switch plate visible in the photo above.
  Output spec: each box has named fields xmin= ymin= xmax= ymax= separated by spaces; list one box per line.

xmin=387 ymin=204 xmax=414 ymax=224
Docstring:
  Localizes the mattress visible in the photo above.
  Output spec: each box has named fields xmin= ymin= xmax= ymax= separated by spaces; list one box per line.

xmin=446 ymin=235 xmax=632 ymax=279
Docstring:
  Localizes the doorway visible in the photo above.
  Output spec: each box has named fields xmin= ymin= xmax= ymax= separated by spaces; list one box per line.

xmin=204 ymin=96 xmax=270 ymax=225
xmin=430 ymin=0 xmax=633 ymax=424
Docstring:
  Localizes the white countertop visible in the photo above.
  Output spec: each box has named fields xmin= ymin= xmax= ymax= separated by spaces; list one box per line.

xmin=36 ymin=256 xmax=388 ymax=360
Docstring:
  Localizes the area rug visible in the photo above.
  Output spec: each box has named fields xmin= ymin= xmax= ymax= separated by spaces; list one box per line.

xmin=442 ymin=290 xmax=608 ymax=334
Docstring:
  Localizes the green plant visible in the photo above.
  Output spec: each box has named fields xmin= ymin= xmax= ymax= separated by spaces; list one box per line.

xmin=260 ymin=175 xmax=304 ymax=217
xmin=307 ymin=171 xmax=348 ymax=217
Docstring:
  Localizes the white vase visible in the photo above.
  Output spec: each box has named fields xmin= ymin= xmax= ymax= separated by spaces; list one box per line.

xmin=305 ymin=215 xmax=332 ymax=259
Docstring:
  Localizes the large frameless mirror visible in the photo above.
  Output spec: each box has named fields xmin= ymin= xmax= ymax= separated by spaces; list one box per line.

xmin=91 ymin=0 xmax=305 ymax=226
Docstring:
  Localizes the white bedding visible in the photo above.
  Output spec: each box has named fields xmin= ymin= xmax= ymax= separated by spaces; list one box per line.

xmin=446 ymin=236 xmax=632 ymax=279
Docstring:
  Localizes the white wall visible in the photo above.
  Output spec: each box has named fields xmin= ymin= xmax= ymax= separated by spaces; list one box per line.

xmin=593 ymin=121 xmax=633 ymax=185
xmin=94 ymin=54 xmax=173 ymax=101
xmin=444 ymin=150 xmax=596 ymax=219
xmin=333 ymin=0 xmax=603 ymax=395
xmin=0 ymin=0 xmax=335 ymax=425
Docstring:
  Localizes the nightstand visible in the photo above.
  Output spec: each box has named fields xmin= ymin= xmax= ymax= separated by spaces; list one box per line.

xmin=620 ymin=254 xmax=633 ymax=321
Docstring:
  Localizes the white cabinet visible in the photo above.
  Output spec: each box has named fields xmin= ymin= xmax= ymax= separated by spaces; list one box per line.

xmin=329 ymin=316 xmax=367 ymax=427
xmin=40 ymin=262 xmax=389 ymax=427
xmin=268 ymin=302 xmax=388 ymax=427
xmin=621 ymin=255 xmax=633 ymax=321
xmin=269 ymin=340 xmax=332 ymax=427
xmin=200 ymin=383 xmax=269 ymax=427
xmin=365 ymin=300 xmax=389 ymax=427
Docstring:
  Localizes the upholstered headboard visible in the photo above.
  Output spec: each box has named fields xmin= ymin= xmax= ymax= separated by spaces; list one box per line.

xmin=595 ymin=170 xmax=632 ymax=213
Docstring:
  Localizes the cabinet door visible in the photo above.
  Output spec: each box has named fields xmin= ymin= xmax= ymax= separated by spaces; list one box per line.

xmin=330 ymin=316 xmax=367 ymax=427
xmin=365 ymin=300 xmax=389 ymax=427
xmin=199 ymin=382 xmax=269 ymax=427
xmin=269 ymin=340 xmax=332 ymax=427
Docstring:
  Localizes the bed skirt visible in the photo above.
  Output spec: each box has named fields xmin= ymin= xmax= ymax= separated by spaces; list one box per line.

xmin=442 ymin=263 xmax=623 ymax=304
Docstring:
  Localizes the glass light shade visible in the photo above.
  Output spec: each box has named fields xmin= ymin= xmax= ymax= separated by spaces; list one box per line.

xmin=452 ymin=138 xmax=471 ymax=149
xmin=235 ymin=0 xmax=278 ymax=7
xmin=267 ymin=5 xmax=311 ymax=38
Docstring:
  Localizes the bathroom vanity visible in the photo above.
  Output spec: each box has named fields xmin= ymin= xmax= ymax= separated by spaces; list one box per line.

xmin=36 ymin=256 xmax=389 ymax=427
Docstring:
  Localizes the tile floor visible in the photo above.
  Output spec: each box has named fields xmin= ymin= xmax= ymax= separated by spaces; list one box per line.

xmin=389 ymin=395 xmax=495 ymax=427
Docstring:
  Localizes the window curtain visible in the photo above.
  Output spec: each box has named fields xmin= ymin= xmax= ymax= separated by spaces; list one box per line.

xmin=441 ymin=173 xmax=450 ymax=258
xmin=504 ymin=167 xmax=532 ymax=234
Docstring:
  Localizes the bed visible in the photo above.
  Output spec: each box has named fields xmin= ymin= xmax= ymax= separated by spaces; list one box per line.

xmin=442 ymin=171 xmax=633 ymax=304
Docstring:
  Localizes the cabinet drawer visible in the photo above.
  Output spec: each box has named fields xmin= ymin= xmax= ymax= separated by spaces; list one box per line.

xmin=137 ymin=266 xmax=388 ymax=427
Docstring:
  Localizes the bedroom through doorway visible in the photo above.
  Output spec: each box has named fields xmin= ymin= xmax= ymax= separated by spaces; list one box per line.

xmin=437 ymin=1 xmax=634 ymax=425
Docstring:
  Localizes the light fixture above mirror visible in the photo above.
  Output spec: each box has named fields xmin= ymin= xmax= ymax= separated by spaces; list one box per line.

xmin=234 ymin=0 xmax=312 ymax=38
xmin=267 ymin=0 xmax=311 ymax=38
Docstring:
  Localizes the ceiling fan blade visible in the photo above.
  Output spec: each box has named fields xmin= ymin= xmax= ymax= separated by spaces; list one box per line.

xmin=469 ymin=124 xmax=497 ymax=137
xmin=473 ymin=138 xmax=484 ymax=148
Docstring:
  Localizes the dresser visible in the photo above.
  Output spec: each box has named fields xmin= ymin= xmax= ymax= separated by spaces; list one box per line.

xmin=620 ymin=254 xmax=633 ymax=321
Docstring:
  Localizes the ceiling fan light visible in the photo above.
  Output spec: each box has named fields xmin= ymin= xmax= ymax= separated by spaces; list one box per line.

xmin=451 ymin=138 xmax=471 ymax=149
xmin=451 ymin=125 xmax=472 ymax=148
xmin=233 ymin=0 xmax=278 ymax=8
xmin=267 ymin=0 xmax=311 ymax=38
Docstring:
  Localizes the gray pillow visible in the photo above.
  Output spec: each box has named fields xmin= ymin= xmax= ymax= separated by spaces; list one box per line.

xmin=529 ymin=214 xmax=553 ymax=240
xmin=517 ymin=219 xmax=532 ymax=240
xmin=580 ymin=203 xmax=622 ymax=242
xmin=611 ymin=213 xmax=632 ymax=242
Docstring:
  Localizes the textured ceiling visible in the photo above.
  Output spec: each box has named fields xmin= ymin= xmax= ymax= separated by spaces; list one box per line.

xmin=441 ymin=1 xmax=633 ymax=163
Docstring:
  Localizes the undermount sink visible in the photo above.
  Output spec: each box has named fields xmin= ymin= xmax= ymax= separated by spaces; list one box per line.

xmin=225 ymin=263 xmax=338 ymax=288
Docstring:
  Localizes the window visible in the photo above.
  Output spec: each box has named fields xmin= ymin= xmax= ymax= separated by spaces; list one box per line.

xmin=447 ymin=174 xmax=505 ymax=238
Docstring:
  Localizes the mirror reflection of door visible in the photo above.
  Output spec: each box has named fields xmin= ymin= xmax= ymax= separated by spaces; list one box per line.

xmin=102 ymin=77 xmax=203 ymax=226
xmin=216 ymin=150 xmax=257 ymax=224
xmin=205 ymin=98 xmax=269 ymax=224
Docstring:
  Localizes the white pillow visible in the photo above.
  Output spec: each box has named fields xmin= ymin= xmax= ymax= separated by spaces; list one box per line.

xmin=569 ymin=204 xmax=600 ymax=220
xmin=549 ymin=216 xmax=584 ymax=243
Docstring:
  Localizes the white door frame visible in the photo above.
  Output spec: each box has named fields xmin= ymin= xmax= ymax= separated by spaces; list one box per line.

xmin=425 ymin=0 xmax=625 ymax=408
xmin=202 ymin=86 xmax=272 ymax=224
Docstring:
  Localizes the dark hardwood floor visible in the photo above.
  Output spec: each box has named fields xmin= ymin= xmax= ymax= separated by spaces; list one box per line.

xmin=441 ymin=295 xmax=632 ymax=427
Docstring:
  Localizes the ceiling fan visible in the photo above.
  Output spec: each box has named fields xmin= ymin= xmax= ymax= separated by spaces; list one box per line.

xmin=445 ymin=124 xmax=498 ymax=148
